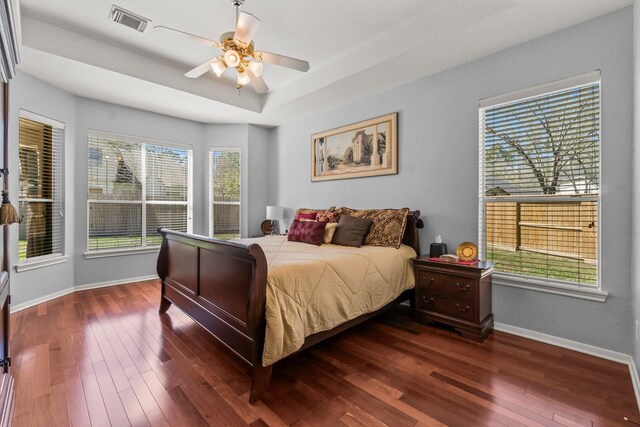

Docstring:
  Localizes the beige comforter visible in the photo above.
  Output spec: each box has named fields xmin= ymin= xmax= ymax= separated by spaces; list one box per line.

xmin=237 ymin=236 xmax=416 ymax=366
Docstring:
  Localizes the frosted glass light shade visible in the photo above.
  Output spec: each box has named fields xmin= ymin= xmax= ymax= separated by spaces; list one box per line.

xmin=266 ymin=206 xmax=284 ymax=221
xmin=234 ymin=12 xmax=261 ymax=46
xmin=224 ymin=49 xmax=241 ymax=68
xmin=237 ymin=71 xmax=251 ymax=86
xmin=211 ymin=59 xmax=227 ymax=77
xmin=247 ymin=61 xmax=263 ymax=78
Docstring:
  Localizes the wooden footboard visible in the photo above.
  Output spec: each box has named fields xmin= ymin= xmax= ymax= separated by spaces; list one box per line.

xmin=156 ymin=229 xmax=272 ymax=403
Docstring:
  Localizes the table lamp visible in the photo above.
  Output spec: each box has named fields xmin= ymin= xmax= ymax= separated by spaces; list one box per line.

xmin=266 ymin=206 xmax=284 ymax=235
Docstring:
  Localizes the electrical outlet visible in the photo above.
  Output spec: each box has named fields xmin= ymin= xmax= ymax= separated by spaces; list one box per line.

xmin=636 ymin=320 xmax=639 ymax=342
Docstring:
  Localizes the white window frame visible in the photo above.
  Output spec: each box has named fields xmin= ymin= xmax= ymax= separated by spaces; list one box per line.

xmin=15 ymin=110 xmax=67 ymax=271
xmin=85 ymin=130 xmax=193 ymax=257
xmin=209 ymin=147 xmax=241 ymax=239
xmin=478 ymin=71 xmax=607 ymax=302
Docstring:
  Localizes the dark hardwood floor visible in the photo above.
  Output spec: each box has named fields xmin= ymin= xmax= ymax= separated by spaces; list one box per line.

xmin=9 ymin=280 xmax=640 ymax=426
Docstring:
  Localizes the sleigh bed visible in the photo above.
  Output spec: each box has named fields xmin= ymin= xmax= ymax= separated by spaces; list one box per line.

xmin=156 ymin=210 xmax=422 ymax=403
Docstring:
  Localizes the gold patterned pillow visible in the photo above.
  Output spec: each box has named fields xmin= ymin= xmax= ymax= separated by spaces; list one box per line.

xmin=334 ymin=207 xmax=355 ymax=217
xmin=295 ymin=207 xmax=337 ymax=220
xmin=341 ymin=208 xmax=410 ymax=248
xmin=316 ymin=209 xmax=340 ymax=223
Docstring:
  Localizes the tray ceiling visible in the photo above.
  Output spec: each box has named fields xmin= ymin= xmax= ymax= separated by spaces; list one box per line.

xmin=16 ymin=0 xmax=632 ymax=125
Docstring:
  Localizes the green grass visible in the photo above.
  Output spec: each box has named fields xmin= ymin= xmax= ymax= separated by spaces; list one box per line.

xmin=20 ymin=233 xmax=240 ymax=259
xmin=487 ymin=246 xmax=597 ymax=285
xmin=88 ymin=236 xmax=145 ymax=251
xmin=20 ymin=236 xmax=156 ymax=260
xmin=213 ymin=233 xmax=240 ymax=240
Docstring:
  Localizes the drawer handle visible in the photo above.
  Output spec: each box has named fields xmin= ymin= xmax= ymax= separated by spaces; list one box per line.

xmin=421 ymin=296 xmax=435 ymax=304
xmin=456 ymin=303 xmax=470 ymax=313
xmin=422 ymin=276 xmax=434 ymax=285
xmin=456 ymin=282 xmax=470 ymax=291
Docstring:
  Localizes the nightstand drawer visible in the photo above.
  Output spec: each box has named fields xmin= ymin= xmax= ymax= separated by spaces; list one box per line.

xmin=417 ymin=292 xmax=475 ymax=322
xmin=417 ymin=270 xmax=475 ymax=297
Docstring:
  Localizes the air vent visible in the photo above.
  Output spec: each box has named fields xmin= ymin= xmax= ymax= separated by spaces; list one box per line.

xmin=109 ymin=5 xmax=150 ymax=32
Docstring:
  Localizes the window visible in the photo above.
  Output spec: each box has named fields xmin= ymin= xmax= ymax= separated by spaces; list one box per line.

xmin=87 ymin=132 xmax=192 ymax=252
xmin=18 ymin=112 xmax=65 ymax=261
xmin=479 ymin=73 xmax=600 ymax=287
xmin=209 ymin=148 xmax=241 ymax=239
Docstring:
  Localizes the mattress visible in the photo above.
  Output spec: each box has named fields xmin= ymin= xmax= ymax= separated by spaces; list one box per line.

xmin=236 ymin=236 xmax=416 ymax=366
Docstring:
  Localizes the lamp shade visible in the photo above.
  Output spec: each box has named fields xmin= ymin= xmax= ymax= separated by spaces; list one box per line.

xmin=237 ymin=71 xmax=251 ymax=86
xmin=211 ymin=59 xmax=227 ymax=77
xmin=247 ymin=61 xmax=264 ymax=78
xmin=266 ymin=206 xmax=284 ymax=221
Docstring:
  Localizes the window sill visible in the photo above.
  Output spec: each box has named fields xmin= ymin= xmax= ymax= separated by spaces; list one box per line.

xmin=493 ymin=273 xmax=608 ymax=302
xmin=15 ymin=255 xmax=70 ymax=272
xmin=84 ymin=246 xmax=160 ymax=259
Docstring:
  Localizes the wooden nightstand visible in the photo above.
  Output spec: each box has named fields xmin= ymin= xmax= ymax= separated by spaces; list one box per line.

xmin=412 ymin=256 xmax=495 ymax=342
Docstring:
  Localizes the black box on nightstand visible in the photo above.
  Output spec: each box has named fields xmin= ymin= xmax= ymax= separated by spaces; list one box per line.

xmin=429 ymin=243 xmax=448 ymax=258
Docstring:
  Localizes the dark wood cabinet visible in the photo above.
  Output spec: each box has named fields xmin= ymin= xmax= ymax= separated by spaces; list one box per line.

xmin=0 ymin=2 xmax=18 ymax=424
xmin=0 ymin=273 xmax=11 ymax=426
xmin=0 ymin=81 xmax=13 ymax=426
xmin=412 ymin=256 xmax=494 ymax=342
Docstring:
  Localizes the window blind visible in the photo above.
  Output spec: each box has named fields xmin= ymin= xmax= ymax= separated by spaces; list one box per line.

xmin=18 ymin=115 xmax=65 ymax=261
xmin=87 ymin=132 xmax=192 ymax=251
xmin=210 ymin=149 xmax=241 ymax=239
xmin=480 ymin=77 xmax=600 ymax=286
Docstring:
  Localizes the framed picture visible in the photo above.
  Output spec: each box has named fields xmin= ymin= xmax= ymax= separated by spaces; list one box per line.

xmin=311 ymin=112 xmax=398 ymax=182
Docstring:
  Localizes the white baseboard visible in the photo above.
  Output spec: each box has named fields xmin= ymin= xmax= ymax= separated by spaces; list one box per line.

xmin=628 ymin=357 xmax=640 ymax=411
xmin=495 ymin=322 xmax=640 ymax=409
xmin=10 ymin=287 xmax=76 ymax=313
xmin=73 ymin=275 xmax=158 ymax=292
xmin=10 ymin=275 xmax=158 ymax=313
xmin=495 ymin=322 xmax=631 ymax=363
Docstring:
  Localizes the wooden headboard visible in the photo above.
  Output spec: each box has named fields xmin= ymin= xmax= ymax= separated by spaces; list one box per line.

xmin=402 ymin=210 xmax=423 ymax=255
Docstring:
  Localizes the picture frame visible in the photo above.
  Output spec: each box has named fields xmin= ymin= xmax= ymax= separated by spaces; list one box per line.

xmin=311 ymin=112 xmax=398 ymax=182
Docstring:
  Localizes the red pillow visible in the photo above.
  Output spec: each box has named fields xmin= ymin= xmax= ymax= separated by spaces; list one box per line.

xmin=288 ymin=220 xmax=327 ymax=245
xmin=295 ymin=211 xmax=318 ymax=221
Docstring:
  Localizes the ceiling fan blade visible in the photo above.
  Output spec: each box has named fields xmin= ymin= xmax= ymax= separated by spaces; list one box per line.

xmin=155 ymin=25 xmax=221 ymax=48
xmin=247 ymin=69 xmax=269 ymax=93
xmin=185 ymin=59 xmax=217 ymax=78
xmin=233 ymin=12 xmax=261 ymax=46
xmin=257 ymin=51 xmax=310 ymax=72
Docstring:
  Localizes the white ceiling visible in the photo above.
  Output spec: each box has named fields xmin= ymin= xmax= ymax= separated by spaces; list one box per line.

xmin=15 ymin=0 xmax=632 ymax=126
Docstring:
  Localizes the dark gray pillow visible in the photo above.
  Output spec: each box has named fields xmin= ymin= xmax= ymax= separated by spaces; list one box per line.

xmin=332 ymin=215 xmax=373 ymax=248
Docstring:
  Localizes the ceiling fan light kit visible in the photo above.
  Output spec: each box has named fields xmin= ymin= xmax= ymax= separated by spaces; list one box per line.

xmin=211 ymin=59 xmax=227 ymax=77
xmin=223 ymin=48 xmax=241 ymax=68
xmin=156 ymin=0 xmax=310 ymax=93
xmin=237 ymin=70 xmax=251 ymax=86
xmin=247 ymin=61 xmax=263 ymax=78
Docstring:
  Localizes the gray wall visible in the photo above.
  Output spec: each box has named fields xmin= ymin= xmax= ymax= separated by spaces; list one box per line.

xmin=9 ymin=72 xmax=76 ymax=306
xmin=8 ymin=76 xmax=270 ymax=304
xmin=248 ymin=125 xmax=271 ymax=237
xmin=632 ymin=1 xmax=640 ymax=371
xmin=271 ymin=8 xmax=635 ymax=354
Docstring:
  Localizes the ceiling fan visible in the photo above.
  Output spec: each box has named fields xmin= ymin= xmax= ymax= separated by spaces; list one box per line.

xmin=155 ymin=0 xmax=310 ymax=93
